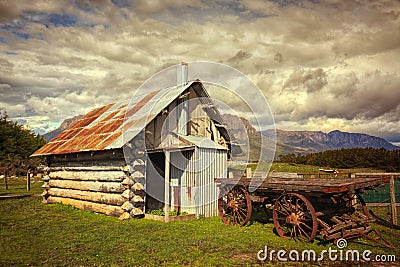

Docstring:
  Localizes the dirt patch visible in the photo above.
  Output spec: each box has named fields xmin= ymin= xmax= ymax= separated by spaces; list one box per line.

xmin=232 ymin=253 xmax=255 ymax=261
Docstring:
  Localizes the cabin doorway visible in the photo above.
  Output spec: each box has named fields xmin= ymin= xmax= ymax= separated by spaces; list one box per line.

xmin=145 ymin=152 xmax=165 ymax=212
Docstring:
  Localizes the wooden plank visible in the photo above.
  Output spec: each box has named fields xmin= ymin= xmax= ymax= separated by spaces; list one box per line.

xmin=246 ymin=168 xmax=252 ymax=178
xmin=48 ymin=188 xmax=125 ymax=205
xmin=325 ymin=232 xmax=342 ymax=240
xmin=26 ymin=171 xmax=31 ymax=191
xmin=215 ymin=176 xmax=391 ymax=194
xmin=355 ymin=173 xmax=400 ymax=177
xmin=49 ymin=179 xmax=125 ymax=193
xmin=366 ymin=203 xmax=400 ymax=207
xmin=48 ymin=166 xmax=128 ymax=171
xmin=49 ymin=170 xmax=126 ymax=182
xmin=164 ymin=150 xmax=170 ymax=223
xmin=47 ymin=196 xmax=123 ymax=216
xmin=3 ymin=175 xmax=8 ymax=190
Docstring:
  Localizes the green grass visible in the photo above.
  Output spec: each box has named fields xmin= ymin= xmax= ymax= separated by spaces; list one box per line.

xmin=1 ymin=175 xmax=399 ymax=266
xmin=1 ymin=197 xmax=399 ymax=266
xmin=269 ymin=162 xmax=321 ymax=173
xmin=241 ymin=162 xmax=385 ymax=174
xmin=0 ymin=177 xmax=43 ymax=196
xmin=229 ymin=162 xmax=322 ymax=173
xmin=0 ymin=198 xmax=399 ymax=265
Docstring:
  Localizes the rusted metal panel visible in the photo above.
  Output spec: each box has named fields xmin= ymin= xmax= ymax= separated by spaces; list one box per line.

xmin=126 ymin=90 xmax=160 ymax=118
xmin=97 ymin=132 xmax=122 ymax=150
xmin=101 ymin=110 xmax=122 ymax=123
xmin=121 ymin=119 xmax=139 ymax=132
xmin=34 ymin=141 xmax=65 ymax=155
xmin=32 ymin=81 xmax=233 ymax=157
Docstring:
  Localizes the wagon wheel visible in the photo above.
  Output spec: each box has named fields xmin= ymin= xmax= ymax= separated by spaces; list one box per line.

xmin=218 ymin=186 xmax=252 ymax=226
xmin=273 ymin=193 xmax=318 ymax=242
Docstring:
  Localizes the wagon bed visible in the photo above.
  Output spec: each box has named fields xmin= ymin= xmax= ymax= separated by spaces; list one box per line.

xmin=215 ymin=173 xmax=393 ymax=248
xmin=214 ymin=176 xmax=389 ymax=194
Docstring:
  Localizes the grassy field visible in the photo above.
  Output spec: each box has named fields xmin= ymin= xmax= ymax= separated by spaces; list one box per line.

xmin=231 ymin=162 xmax=386 ymax=174
xmin=0 ymin=177 xmax=43 ymax=196
xmin=0 ymin=170 xmax=399 ymax=266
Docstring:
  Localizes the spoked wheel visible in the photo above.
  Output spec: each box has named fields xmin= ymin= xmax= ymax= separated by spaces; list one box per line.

xmin=218 ymin=186 xmax=252 ymax=226
xmin=273 ymin=192 xmax=318 ymax=242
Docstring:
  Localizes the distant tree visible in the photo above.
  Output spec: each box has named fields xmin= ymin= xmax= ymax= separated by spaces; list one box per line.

xmin=279 ymin=147 xmax=400 ymax=172
xmin=0 ymin=111 xmax=47 ymax=183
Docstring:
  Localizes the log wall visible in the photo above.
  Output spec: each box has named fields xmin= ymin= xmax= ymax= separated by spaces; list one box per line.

xmin=42 ymin=144 xmax=146 ymax=220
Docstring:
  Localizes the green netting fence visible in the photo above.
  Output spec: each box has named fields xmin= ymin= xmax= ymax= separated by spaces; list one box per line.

xmin=361 ymin=178 xmax=400 ymax=203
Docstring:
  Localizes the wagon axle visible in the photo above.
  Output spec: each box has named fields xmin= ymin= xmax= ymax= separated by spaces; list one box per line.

xmin=286 ymin=213 xmax=302 ymax=225
xmin=227 ymin=199 xmax=239 ymax=210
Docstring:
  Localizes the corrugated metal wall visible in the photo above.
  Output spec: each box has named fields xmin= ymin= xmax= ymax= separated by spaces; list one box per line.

xmin=195 ymin=148 xmax=227 ymax=217
xmin=170 ymin=150 xmax=196 ymax=215
xmin=169 ymin=148 xmax=227 ymax=217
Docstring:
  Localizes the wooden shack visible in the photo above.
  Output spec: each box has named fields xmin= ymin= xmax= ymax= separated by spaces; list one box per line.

xmin=32 ymin=64 xmax=234 ymax=220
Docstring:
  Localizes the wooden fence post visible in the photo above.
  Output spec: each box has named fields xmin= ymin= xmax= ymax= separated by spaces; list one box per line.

xmin=26 ymin=170 xmax=31 ymax=191
xmin=3 ymin=175 xmax=8 ymax=190
xmin=389 ymin=175 xmax=397 ymax=225
xmin=164 ymin=151 xmax=170 ymax=222
xmin=246 ymin=168 xmax=252 ymax=178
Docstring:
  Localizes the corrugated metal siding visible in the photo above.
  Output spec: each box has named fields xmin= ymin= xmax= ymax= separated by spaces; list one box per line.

xmin=170 ymin=150 xmax=196 ymax=215
xmin=195 ymin=148 xmax=227 ymax=217
xmin=168 ymin=147 xmax=226 ymax=217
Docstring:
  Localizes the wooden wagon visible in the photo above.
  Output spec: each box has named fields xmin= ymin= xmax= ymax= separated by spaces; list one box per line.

xmin=215 ymin=173 xmax=393 ymax=248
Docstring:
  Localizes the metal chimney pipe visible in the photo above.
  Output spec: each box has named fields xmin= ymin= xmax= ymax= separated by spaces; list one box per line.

xmin=177 ymin=62 xmax=188 ymax=87
xmin=177 ymin=62 xmax=189 ymax=135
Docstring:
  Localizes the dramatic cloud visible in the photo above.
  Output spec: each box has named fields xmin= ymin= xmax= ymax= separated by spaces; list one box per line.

xmin=283 ymin=68 xmax=328 ymax=93
xmin=0 ymin=0 xmax=399 ymax=144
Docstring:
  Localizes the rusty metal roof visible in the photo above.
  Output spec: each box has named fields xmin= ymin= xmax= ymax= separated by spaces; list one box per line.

xmin=32 ymin=81 xmax=230 ymax=156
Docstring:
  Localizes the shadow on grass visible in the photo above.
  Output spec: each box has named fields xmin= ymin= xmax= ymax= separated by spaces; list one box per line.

xmin=0 ymin=194 xmax=39 ymax=199
xmin=369 ymin=209 xmax=400 ymax=230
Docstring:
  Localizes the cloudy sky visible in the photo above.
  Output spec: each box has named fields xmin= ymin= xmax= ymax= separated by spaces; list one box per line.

xmin=1 ymin=0 xmax=399 ymax=144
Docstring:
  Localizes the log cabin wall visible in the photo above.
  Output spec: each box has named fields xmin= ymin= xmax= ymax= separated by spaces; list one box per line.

xmin=41 ymin=145 xmax=146 ymax=220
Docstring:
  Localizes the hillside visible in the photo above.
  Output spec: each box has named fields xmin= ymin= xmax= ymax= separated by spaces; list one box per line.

xmin=222 ymin=114 xmax=276 ymax=162
xmin=43 ymin=115 xmax=82 ymax=141
xmin=262 ymin=129 xmax=399 ymax=155
xmin=221 ymin=114 xmax=399 ymax=160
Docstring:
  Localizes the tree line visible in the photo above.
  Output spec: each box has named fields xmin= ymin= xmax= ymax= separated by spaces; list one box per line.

xmin=0 ymin=111 xmax=47 ymax=177
xmin=279 ymin=147 xmax=400 ymax=172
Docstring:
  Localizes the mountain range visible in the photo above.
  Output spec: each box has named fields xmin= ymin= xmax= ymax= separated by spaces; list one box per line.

xmin=262 ymin=129 xmax=399 ymax=156
xmin=43 ymin=114 xmax=83 ymax=141
xmin=43 ymin=114 xmax=399 ymax=160
xmin=221 ymin=114 xmax=399 ymax=160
